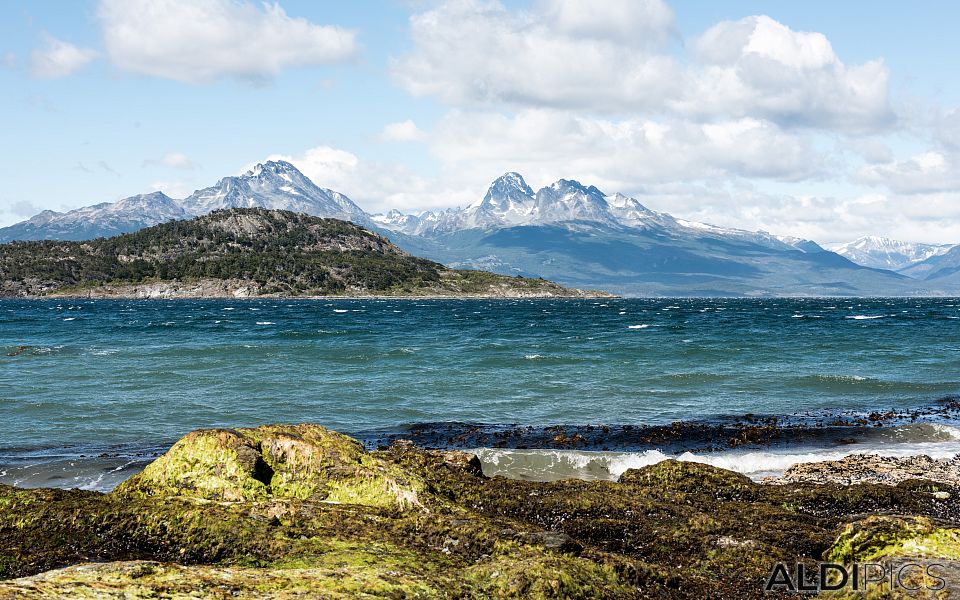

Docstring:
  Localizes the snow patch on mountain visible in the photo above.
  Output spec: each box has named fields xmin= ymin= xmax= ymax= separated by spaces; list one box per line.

xmin=0 ymin=192 xmax=187 ymax=243
xmin=0 ymin=161 xmax=374 ymax=243
xmin=180 ymin=160 xmax=370 ymax=225
xmin=371 ymin=172 xmax=823 ymax=254
xmin=830 ymin=236 xmax=954 ymax=271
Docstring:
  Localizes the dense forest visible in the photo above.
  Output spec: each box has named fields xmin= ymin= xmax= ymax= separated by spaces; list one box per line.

xmin=0 ymin=208 xmax=591 ymax=297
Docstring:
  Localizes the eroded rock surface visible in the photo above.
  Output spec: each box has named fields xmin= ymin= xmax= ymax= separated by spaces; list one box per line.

xmin=770 ymin=453 xmax=960 ymax=487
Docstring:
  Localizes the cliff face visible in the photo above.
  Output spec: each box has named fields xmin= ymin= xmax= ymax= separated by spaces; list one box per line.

xmin=0 ymin=208 xmax=606 ymax=298
xmin=2 ymin=423 xmax=960 ymax=598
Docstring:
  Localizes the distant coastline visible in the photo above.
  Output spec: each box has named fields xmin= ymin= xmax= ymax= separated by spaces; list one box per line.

xmin=29 ymin=277 xmax=611 ymax=300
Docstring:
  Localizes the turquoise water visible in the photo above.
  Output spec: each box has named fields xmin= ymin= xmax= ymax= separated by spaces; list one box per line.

xmin=3 ymin=297 xmax=960 ymax=488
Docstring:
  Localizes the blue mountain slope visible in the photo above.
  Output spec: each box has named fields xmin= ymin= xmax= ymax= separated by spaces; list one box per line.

xmin=392 ymin=223 xmax=924 ymax=297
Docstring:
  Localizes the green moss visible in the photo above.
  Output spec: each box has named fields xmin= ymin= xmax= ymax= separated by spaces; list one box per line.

xmin=465 ymin=543 xmax=638 ymax=599
xmin=826 ymin=515 xmax=960 ymax=564
xmin=116 ymin=424 xmax=425 ymax=509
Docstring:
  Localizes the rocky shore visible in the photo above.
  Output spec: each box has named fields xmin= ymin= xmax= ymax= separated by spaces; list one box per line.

xmin=35 ymin=276 xmax=609 ymax=300
xmin=770 ymin=454 xmax=960 ymax=488
xmin=2 ymin=425 xmax=960 ymax=598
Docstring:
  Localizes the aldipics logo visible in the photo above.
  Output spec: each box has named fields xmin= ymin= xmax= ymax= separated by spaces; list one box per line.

xmin=765 ymin=561 xmax=947 ymax=594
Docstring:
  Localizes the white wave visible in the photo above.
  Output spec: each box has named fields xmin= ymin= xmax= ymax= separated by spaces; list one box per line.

xmin=333 ymin=309 xmax=349 ymax=313
xmin=255 ymin=321 xmax=275 ymax=326
xmin=927 ymin=423 xmax=960 ymax=440
xmin=525 ymin=354 xmax=544 ymax=360
xmin=63 ymin=317 xmax=76 ymax=321
xmin=474 ymin=438 xmax=960 ymax=483
xmin=846 ymin=315 xmax=884 ymax=320
xmin=627 ymin=324 xmax=649 ymax=329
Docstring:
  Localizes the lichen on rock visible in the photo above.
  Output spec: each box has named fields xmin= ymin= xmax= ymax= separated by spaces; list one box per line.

xmin=116 ymin=424 xmax=425 ymax=509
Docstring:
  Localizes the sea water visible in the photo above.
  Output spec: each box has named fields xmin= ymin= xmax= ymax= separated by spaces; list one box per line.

xmin=2 ymin=297 xmax=960 ymax=489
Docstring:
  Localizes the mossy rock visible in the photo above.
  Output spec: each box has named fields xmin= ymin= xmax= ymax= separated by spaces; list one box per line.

xmin=115 ymin=424 xmax=425 ymax=509
xmin=826 ymin=515 xmax=960 ymax=564
xmin=619 ymin=459 xmax=754 ymax=496
xmin=0 ymin=558 xmax=451 ymax=599
xmin=823 ymin=516 xmax=960 ymax=599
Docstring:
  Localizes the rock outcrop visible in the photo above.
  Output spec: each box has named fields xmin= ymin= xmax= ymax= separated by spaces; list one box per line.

xmin=2 ymin=426 xmax=960 ymax=598
xmin=769 ymin=453 xmax=960 ymax=487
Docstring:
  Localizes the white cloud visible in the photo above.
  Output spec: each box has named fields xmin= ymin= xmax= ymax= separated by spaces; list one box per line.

xmin=97 ymin=0 xmax=359 ymax=84
xmin=262 ymin=146 xmax=474 ymax=214
xmin=379 ymin=120 xmax=427 ymax=142
xmin=143 ymin=152 xmax=198 ymax=169
xmin=9 ymin=200 xmax=42 ymax=217
xmin=857 ymin=150 xmax=960 ymax=194
xmin=538 ymin=0 xmax=676 ymax=48
xmin=937 ymin=107 xmax=960 ymax=149
xmin=632 ymin=184 xmax=960 ymax=246
xmin=30 ymin=35 xmax=99 ymax=79
xmin=840 ymin=138 xmax=894 ymax=165
xmin=393 ymin=2 xmax=893 ymax=132
xmin=391 ymin=0 xmax=680 ymax=112
xmin=684 ymin=16 xmax=893 ymax=132
xmin=148 ymin=180 xmax=195 ymax=199
xmin=428 ymin=109 xmax=822 ymax=191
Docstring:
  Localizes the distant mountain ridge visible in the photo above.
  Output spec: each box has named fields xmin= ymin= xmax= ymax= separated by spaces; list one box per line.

xmin=2 ymin=161 xmax=957 ymax=296
xmin=0 ymin=161 xmax=370 ymax=244
xmin=829 ymin=236 xmax=954 ymax=271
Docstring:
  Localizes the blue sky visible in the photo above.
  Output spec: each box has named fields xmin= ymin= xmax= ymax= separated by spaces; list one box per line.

xmin=2 ymin=1 xmax=960 ymax=245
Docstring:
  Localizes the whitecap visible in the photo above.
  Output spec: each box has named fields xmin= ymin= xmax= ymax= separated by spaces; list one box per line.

xmin=473 ymin=437 xmax=960 ymax=483
xmin=63 ymin=317 xmax=76 ymax=321
xmin=627 ymin=324 xmax=649 ymax=329
xmin=333 ymin=309 xmax=349 ymax=313
xmin=846 ymin=315 xmax=883 ymax=320
xmin=256 ymin=321 xmax=275 ymax=326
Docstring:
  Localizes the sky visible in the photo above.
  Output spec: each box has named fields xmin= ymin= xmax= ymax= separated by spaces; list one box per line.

xmin=2 ymin=0 xmax=960 ymax=245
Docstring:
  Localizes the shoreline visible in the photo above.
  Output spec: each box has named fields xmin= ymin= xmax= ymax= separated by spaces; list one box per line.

xmin=20 ymin=292 xmax=614 ymax=300
xmin=5 ymin=400 xmax=960 ymax=492
xmin=3 ymin=422 xmax=960 ymax=598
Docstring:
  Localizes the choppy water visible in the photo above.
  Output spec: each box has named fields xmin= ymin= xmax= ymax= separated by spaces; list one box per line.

xmin=2 ymin=297 xmax=960 ymax=489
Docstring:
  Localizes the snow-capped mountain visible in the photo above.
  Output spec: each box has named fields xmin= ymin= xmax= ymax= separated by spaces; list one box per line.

xmin=180 ymin=161 xmax=370 ymax=225
xmin=0 ymin=161 xmax=370 ymax=243
xmin=372 ymin=172 xmax=819 ymax=254
xmin=0 ymin=192 xmax=187 ymax=243
xmin=830 ymin=236 xmax=954 ymax=271
xmin=2 ymin=163 xmax=954 ymax=295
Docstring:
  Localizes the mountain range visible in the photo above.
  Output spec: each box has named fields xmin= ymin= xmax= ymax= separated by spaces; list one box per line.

xmin=829 ymin=237 xmax=953 ymax=271
xmin=0 ymin=161 xmax=370 ymax=244
xmin=2 ymin=160 xmax=957 ymax=296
